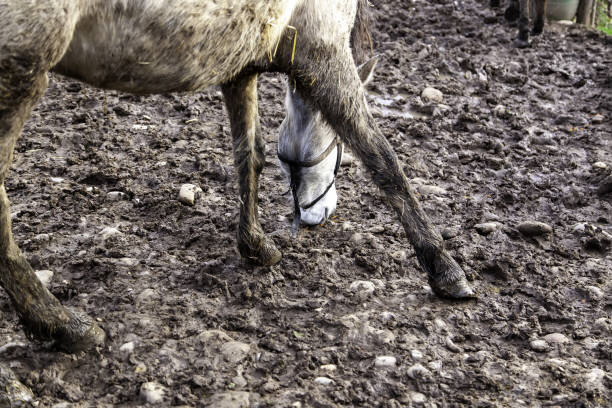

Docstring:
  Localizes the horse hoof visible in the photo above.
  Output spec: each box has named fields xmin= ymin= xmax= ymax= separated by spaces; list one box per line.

xmin=53 ymin=308 xmax=106 ymax=353
xmin=513 ymin=38 xmax=530 ymax=48
xmin=430 ymin=276 xmax=477 ymax=299
xmin=239 ymin=237 xmax=282 ymax=266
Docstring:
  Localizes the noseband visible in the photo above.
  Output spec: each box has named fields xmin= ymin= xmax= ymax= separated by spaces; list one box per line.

xmin=278 ymin=136 xmax=343 ymax=233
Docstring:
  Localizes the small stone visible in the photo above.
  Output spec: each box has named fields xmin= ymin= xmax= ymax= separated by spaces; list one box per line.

xmin=421 ymin=87 xmax=444 ymax=104
xmin=407 ymin=363 xmax=431 ymax=379
xmin=544 ymin=333 xmax=570 ymax=344
xmin=493 ymin=105 xmax=507 ymax=118
xmin=374 ymin=356 xmax=397 ymax=368
xmin=441 ymin=227 xmax=460 ymax=240
xmin=35 ymin=270 xmax=54 ymax=287
xmin=585 ymin=286 xmax=604 ymax=301
xmin=178 ymin=184 xmax=202 ymax=206
xmin=220 ymin=341 xmax=251 ymax=363
xmin=410 ymin=392 xmax=427 ymax=404
xmin=475 ymin=222 xmax=501 ymax=235
xmin=119 ymin=341 xmax=135 ymax=354
xmin=410 ymin=350 xmax=423 ymax=360
xmin=107 ymin=191 xmax=126 ymax=201
xmin=319 ymin=364 xmax=337 ymax=372
xmin=99 ymin=226 xmax=121 ymax=240
xmin=445 ymin=336 xmax=461 ymax=353
xmin=139 ymin=382 xmax=167 ymax=404
xmin=349 ymin=280 xmax=376 ymax=295
xmin=205 ymin=391 xmax=252 ymax=408
xmin=427 ymin=360 xmax=442 ymax=371
xmin=433 ymin=318 xmax=447 ymax=331
xmin=591 ymin=114 xmax=604 ymax=124
xmin=530 ymin=339 xmax=549 ymax=352
xmin=50 ymin=177 xmax=65 ymax=183
xmin=592 ymin=161 xmax=608 ymax=169
xmin=314 ymin=377 xmax=334 ymax=385
xmin=417 ymin=184 xmax=447 ymax=196
xmin=572 ymin=223 xmax=587 ymax=234
xmin=517 ymin=221 xmax=552 ymax=236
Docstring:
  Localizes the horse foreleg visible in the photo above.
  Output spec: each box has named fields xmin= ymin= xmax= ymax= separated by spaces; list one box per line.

xmin=532 ymin=0 xmax=547 ymax=35
xmin=514 ymin=0 xmax=531 ymax=47
xmin=291 ymin=51 xmax=473 ymax=298
xmin=0 ymin=69 xmax=104 ymax=352
xmin=222 ymin=75 xmax=281 ymax=266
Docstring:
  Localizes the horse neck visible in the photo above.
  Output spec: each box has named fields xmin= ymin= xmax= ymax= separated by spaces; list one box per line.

xmin=280 ymin=87 xmax=336 ymax=163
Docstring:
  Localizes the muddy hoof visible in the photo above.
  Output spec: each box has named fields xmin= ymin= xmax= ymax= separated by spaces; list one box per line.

xmin=430 ymin=275 xmax=476 ymax=299
xmin=53 ymin=308 xmax=106 ymax=353
xmin=239 ymin=237 xmax=282 ymax=266
xmin=513 ymin=38 xmax=530 ymax=48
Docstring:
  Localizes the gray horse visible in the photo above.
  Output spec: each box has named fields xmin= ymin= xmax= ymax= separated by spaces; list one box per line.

xmin=0 ymin=0 xmax=474 ymax=353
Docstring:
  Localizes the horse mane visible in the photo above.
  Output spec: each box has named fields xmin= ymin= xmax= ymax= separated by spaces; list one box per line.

xmin=350 ymin=0 xmax=373 ymax=65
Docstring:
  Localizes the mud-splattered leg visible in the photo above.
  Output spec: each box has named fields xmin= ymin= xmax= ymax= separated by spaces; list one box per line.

xmin=532 ymin=0 xmax=547 ymax=35
xmin=514 ymin=0 xmax=531 ymax=47
xmin=505 ymin=0 xmax=521 ymax=21
xmin=222 ymin=75 xmax=282 ymax=266
xmin=288 ymin=49 xmax=473 ymax=298
xmin=0 ymin=67 xmax=105 ymax=352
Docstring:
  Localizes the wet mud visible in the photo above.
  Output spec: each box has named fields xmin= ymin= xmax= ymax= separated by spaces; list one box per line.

xmin=1 ymin=0 xmax=610 ymax=406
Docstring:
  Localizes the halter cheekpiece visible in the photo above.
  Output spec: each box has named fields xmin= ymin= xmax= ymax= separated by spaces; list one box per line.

xmin=278 ymin=136 xmax=343 ymax=233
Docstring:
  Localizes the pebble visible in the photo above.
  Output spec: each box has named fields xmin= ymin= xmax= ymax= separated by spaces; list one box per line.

xmin=50 ymin=177 xmax=65 ymax=183
xmin=139 ymin=382 xmax=167 ymax=404
xmin=493 ymin=105 xmax=507 ymax=117
xmin=314 ymin=377 xmax=334 ymax=385
xmin=583 ymin=368 xmax=605 ymax=392
xmin=374 ymin=356 xmax=397 ymax=368
xmin=543 ymin=333 xmax=570 ymax=344
xmin=35 ymin=270 xmax=54 ymax=287
xmin=220 ymin=341 xmax=251 ymax=363
xmin=517 ymin=221 xmax=552 ymax=236
xmin=427 ymin=360 xmax=442 ymax=371
xmin=319 ymin=364 xmax=337 ymax=372
xmin=410 ymin=392 xmax=427 ymax=404
xmin=178 ymin=183 xmax=202 ymax=206
xmin=475 ymin=222 xmax=501 ymax=235
xmin=585 ymin=285 xmax=604 ymax=301
xmin=445 ymin=336 xmax=461 ymax=353
xmin=417 ymin=184 xmax=447 ymax=196
xmin=136 ymin=288 xmax=159 ymax=304
xmin=410 ymin=350 xmax=423 ymax=360
xmin=530 ymin=339 xmax=549 ymax=352
xmin=99 ymin=226 xmax=121 ymax=240
xmin=205 ymin=391 xmax=252 ymax=408
xmin=571 ymin=223 xmax=587 ymax=234
xmin=349 ymin=280 xmax=376 ymax=295
xmin=106 ymin=191 xmax=126 ymax=201
xmin=421 ymin=87 xmax=444 ymax=104
xmin=441 ymin=227 xmax=460 ymax=240
xmin=119 ymin=341 xmax=135 ymax=354
xmin=407 ymin=363 xmax=431 ymax=379
xmin=592 ymin=161 xmax=607 ymax=169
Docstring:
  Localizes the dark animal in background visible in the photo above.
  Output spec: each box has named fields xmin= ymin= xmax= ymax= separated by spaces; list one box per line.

xmin=0 ymin=0 xmax=474 ymax=353
xmin=491 ymin=0 xmax=548 ymax=47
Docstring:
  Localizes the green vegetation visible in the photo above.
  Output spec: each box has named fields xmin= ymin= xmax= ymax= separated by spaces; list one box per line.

xmin=598 ymin=0 xmax=612 ymax=35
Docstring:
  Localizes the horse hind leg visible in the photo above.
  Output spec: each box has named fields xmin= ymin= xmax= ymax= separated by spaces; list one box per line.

xmin=286 ymin=44 xmax=473 ymax=298
xmin=504 ymin=0 xmax=521 ymax=20
xmin=532 ymin=0 xmax=547 ymax=35
xmin=0 ymin=27 xmax=105 ymax=351
xmin=222 ymin=75 xmax=282 ymax=266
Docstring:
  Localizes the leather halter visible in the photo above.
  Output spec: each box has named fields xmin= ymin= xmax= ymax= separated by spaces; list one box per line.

xmin=278 ymin=136 xmax=343 ymax=233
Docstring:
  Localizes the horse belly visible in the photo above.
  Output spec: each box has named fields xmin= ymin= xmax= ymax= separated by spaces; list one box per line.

xmin=54 ymin=0 xmax=297 ymax=94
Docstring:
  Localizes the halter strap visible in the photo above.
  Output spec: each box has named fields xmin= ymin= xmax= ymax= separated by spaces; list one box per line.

xmin=278 ymin=136 xmax=343 ymax=234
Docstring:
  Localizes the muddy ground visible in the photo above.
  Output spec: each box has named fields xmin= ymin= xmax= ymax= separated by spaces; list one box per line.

xmin=1 ymin=0 xmax=611 ymax=407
